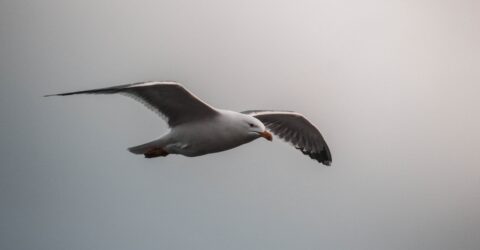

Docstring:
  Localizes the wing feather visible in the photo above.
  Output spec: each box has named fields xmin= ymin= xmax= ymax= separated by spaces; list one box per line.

xmin=242 ymin=110 xmax=332 ymax=166
xmin=46 ymin=81 xmax=219 ymax=127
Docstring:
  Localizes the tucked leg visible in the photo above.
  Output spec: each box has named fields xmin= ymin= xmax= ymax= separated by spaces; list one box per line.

xmin=144 ymin=147 xmax=169 ymax=158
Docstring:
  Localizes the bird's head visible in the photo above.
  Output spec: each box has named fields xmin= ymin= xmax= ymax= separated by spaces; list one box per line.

xmin=241 ymin=115 xmax=272 ymax=141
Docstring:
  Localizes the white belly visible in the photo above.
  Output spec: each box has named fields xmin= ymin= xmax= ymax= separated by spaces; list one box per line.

xmin=163 ymin=117 xmax=257 ymax=157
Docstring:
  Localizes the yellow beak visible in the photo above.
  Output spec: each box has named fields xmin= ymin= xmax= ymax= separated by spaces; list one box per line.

xmin=259 ymin=130 xmax=273 ymax=141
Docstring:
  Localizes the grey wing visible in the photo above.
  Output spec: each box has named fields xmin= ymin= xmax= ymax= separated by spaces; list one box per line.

xmin=242 ymin=110 xmax=332 ymax=166
xmin=46 ymin=81 xmax=219 ymax=127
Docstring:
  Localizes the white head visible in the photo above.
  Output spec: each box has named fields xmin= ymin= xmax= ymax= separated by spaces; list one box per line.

xmin=239 ymin=114 xmax=273 ymax=141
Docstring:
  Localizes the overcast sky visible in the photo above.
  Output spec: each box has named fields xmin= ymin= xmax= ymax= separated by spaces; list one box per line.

xmin=1 ymin=0 xmax=479 ymax=249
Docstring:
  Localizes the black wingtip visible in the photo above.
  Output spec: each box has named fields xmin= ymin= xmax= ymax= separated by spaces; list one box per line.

xmin=303 ymin=148 xmax=332 ymax=166
xmin=321 ymin=152 xmax=332 ymax=167
xmin=44 ymin=92 xmax=79 ymax=97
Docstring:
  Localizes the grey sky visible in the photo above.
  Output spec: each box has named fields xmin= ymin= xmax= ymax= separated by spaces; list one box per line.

xmin=1 ymin=0 xmax=479 ymax=249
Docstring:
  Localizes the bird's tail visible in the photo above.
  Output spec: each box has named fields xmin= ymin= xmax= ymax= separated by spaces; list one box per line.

xmin=128 ymin=138 xmax=164 ymax=155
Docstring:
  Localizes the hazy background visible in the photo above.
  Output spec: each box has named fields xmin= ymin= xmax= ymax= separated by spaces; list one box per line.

xmin=1 ymin=0 xmax=479 ymax=249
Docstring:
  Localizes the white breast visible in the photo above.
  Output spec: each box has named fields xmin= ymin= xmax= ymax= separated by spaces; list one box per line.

xmin=166 ymin=110 xmax=256 ymax=156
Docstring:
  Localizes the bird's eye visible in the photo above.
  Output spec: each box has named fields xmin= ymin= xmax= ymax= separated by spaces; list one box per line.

xmin=249 ymin=123 xmax=255 ymax=127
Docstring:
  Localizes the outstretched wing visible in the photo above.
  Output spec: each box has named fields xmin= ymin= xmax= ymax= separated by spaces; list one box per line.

xmin=46 ymin=81 xmax=219 ymax=127
xmin=242 ymin=110 xmax=332 ymax=166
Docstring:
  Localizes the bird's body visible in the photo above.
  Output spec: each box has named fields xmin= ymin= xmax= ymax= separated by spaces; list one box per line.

xmin=131 ymin=110 xmax=263 ymax=157
xmin=46 ymin=81 xmax=332 ymax=165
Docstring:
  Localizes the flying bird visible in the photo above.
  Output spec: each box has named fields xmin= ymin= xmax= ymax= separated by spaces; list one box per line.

xmin=46 ymin=81 xmax=332 ymax=165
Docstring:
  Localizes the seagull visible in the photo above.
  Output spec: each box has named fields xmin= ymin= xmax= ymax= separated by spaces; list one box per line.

xmin=46 ymin=81 xmax=332 ymax=165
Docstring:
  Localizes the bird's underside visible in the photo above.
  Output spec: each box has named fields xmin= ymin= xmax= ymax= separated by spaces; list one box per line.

xmin=46 ymin=81 xmax=332 ymax=166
